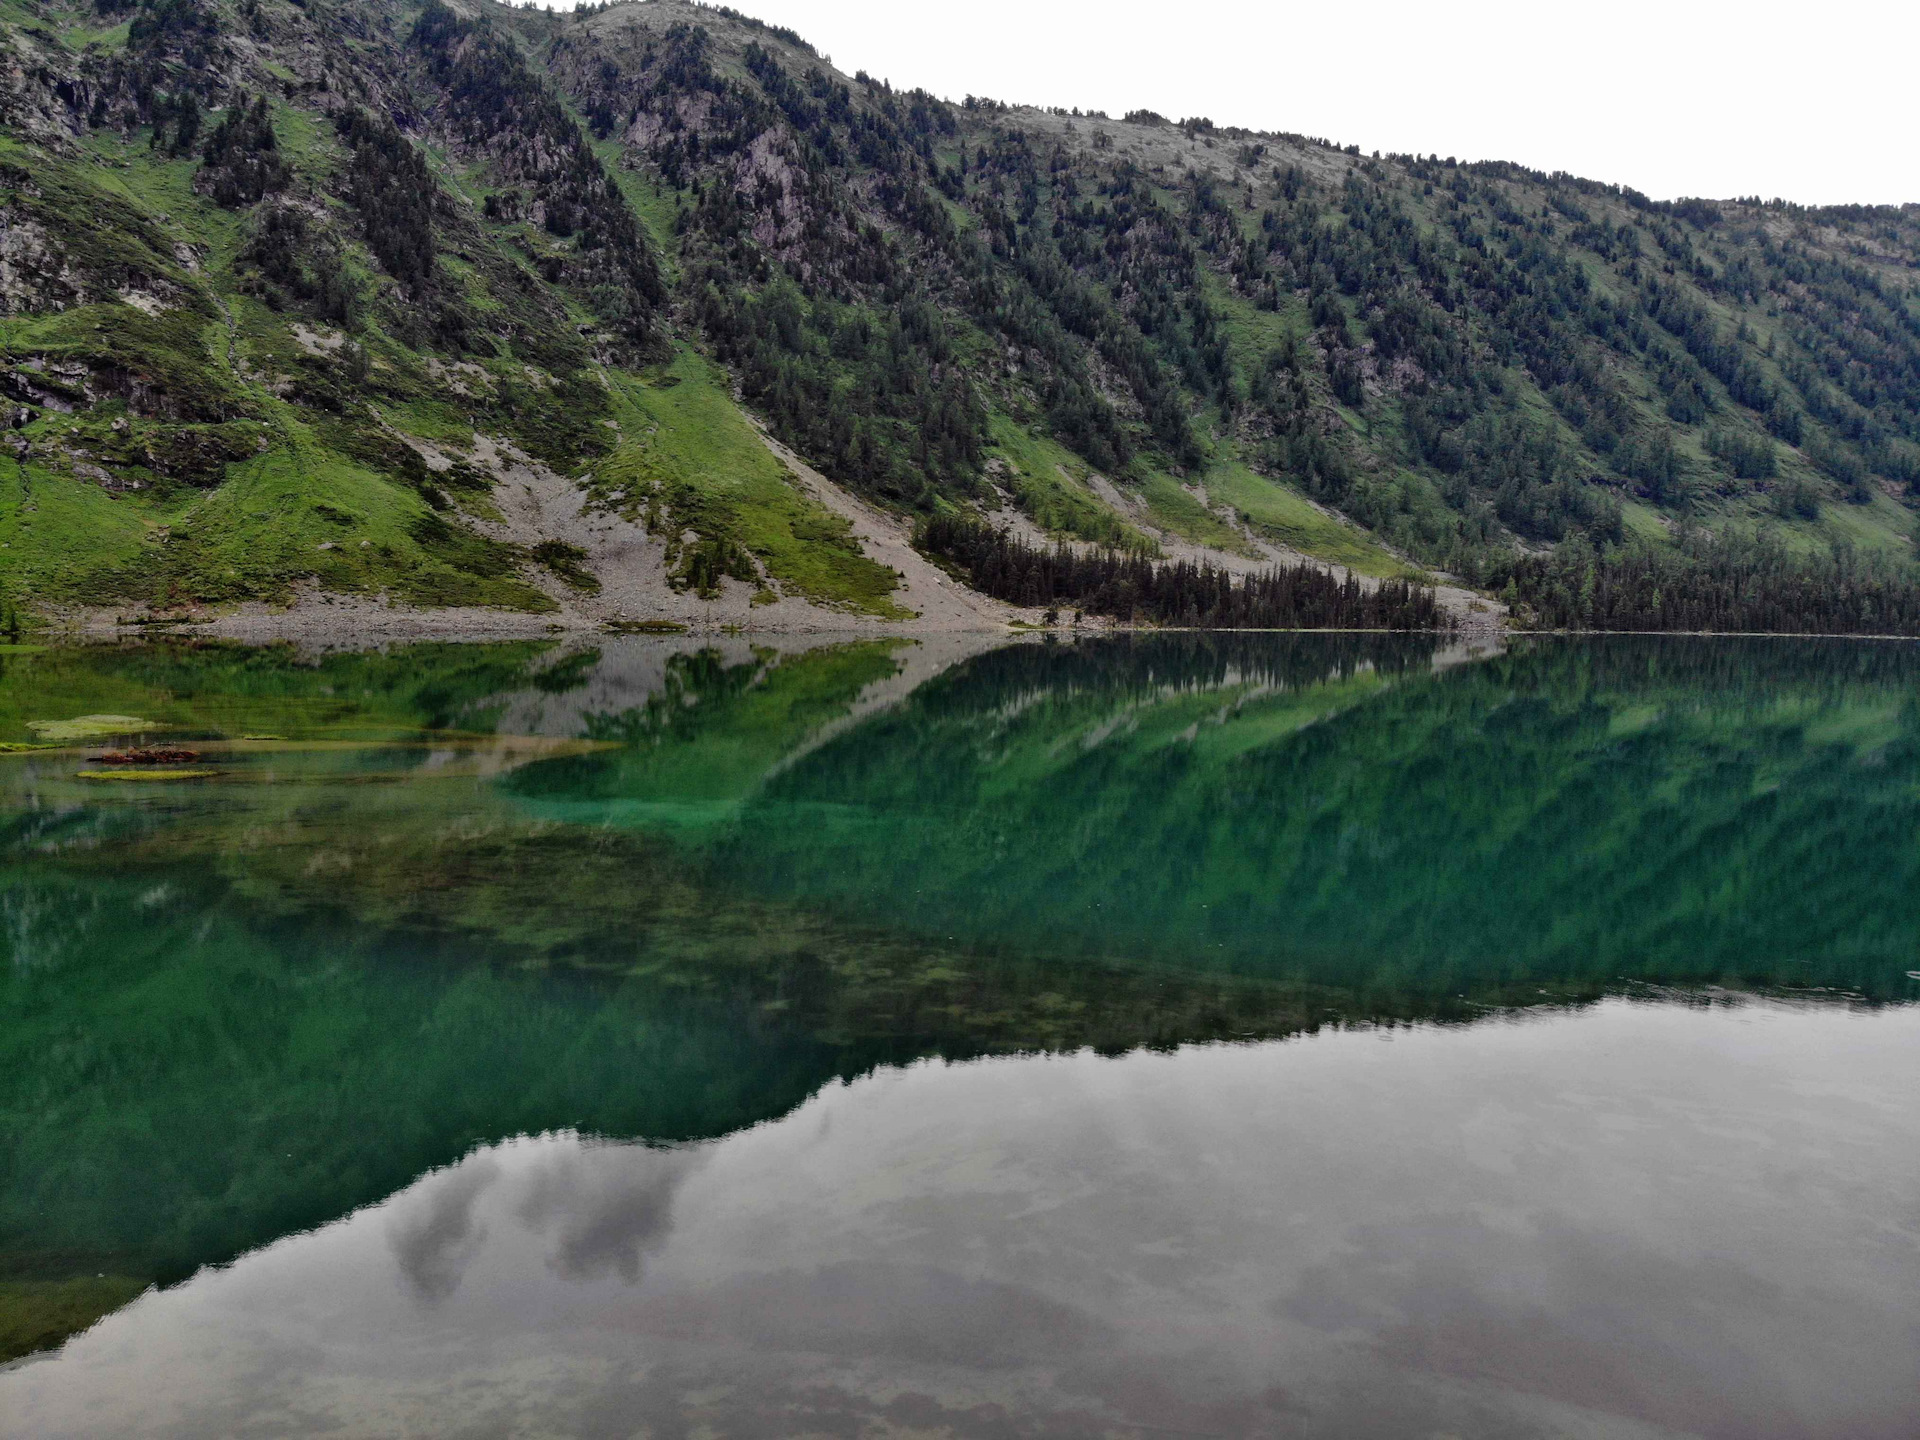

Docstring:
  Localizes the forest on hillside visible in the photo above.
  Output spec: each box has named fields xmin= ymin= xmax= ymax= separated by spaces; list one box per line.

xmin=0 ymin=0 xmax=1915 ymax=629
xmin=917 ymin=515 xmax=1449 ymax=630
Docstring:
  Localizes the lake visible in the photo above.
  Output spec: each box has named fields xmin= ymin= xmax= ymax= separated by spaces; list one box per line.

xmin=1 ymin=632 xmax=1916 ymax=1439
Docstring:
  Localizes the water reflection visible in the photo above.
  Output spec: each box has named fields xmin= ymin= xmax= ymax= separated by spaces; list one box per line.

xmin=386 ymin=1154 xmax=503 ymax=1306
xmin=386 ymin=1141 xmax=705 ymax=1304
xmin=6 ymin=999 xmax=1917 ymax=1439
xmin=1 ymin=632 xmax=1917 ymax=1436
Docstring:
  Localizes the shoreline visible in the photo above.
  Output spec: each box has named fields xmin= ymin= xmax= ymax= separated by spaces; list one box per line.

xmin=15 ymin=606 xmax=1918 ymax=651
xmin=17 ymin=580 xmax=1917 ymax=653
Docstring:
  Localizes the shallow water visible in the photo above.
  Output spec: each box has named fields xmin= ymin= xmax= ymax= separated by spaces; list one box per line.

xmin=1 ymin=633 xmax=1916 ymax=1438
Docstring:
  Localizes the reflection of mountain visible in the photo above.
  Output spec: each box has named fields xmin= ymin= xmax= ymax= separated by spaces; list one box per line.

xmin=0 ymin=875 xmax=841 ymax=1360
xmin=794 ymin=636 xmax=1920 ymax=996
xmin=522 ymin=633 xmax=1920 ymax=1000
xmin=4 ymin=633 xmax=1917 ymax=1365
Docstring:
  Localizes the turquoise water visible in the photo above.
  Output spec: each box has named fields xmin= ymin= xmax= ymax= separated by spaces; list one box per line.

xmin=1 ymin=634 xmax=1916 ymax=1438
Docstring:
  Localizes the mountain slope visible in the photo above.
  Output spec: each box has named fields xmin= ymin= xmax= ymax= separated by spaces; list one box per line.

xmin=1 ymin=0 xmax=1917 ymax=629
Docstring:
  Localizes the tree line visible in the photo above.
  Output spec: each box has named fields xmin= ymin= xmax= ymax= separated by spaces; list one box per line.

xmin=1495 ymin=533 xmax=1920 ymax=635
xmin=917 ymin=516 xmax=1449 ymax=630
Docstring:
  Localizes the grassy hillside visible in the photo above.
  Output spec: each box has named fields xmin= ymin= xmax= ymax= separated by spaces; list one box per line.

xmin=0 ymin=0 xmax=1916 ymax=625
xmin=0 ymin=0 xmax=910 ymax=619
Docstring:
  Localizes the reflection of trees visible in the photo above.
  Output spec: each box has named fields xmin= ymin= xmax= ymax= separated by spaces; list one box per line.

xmin=580 ymin=648 xmax=776 ymax=746
xmin=1 ymin=881 xmax=105 ymax=977
xmin=0 ymin=854 xmax=1349 ymax=1360
xmin=4 ymin=633 xmax=1916 ymax=1362
xmin=717 ymin=635 xmax=1920 ymax=1003
xmin=0 ymin=640 xmax=563 ymax=743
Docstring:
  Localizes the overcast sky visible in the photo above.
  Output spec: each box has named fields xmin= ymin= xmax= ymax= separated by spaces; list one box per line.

xmin=602 ymin=0 xmax=1916 ymax=205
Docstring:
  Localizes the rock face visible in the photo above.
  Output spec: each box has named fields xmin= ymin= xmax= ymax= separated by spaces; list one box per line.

xmin=0 ymin=0 xmax=1915 ymax=630
xmin=0 ymin=213 xmax=74 ymax=312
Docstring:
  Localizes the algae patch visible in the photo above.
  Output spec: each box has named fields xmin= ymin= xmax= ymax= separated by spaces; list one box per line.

xmin=27 ymin=715 xmax=160 ymax=741
xmin=76 ymin=768 xmax=221 ymax=782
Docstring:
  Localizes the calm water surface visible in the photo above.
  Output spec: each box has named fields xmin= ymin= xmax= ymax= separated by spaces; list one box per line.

xmin=1 ymin=633 xmax=1916 ymax=1439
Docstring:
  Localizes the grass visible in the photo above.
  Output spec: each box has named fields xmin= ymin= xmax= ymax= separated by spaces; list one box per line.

xmin=26 ymin=714 xmax=157 ymax=740
xmin=271 ymin=103 xmax=344 ymax=177
xmin=0 ymin=131 xmax=592 ymax=616
xmin=381 ymin=399 xmax=477 ymax=451
xmin=0 ymin=89 xmax=831 ymax=622
xmin=164 ymin=441 xmax=553 ymax=610
xmin=1204 ymin=460 xmax=1420 ymax=577
xmin=985 ymin=415 xmax=1150 ymax=547
xmin=59 ymin=16 xmax=128 ymax=48
xmin=0 ymin=461 xmax=162 ymax=600
xmin=2 ymin=304 xmax=245 ymax=431
xmin=592 ymin=138 xmax=684 ymax=280
xmin=80 ymin=134 xmax=251 ymax=273
xmin=1134 ymin=467 xmax=1259 ymax=556
xmin=1 ymin=130 xmax=894 ymax=620
xmin=1701 ymin=478 xmax=1916 ymax=564
xmin=1814 ymin=488 xmax=1917 ymax=558
xmin=1620 ymin=500 xmax=1672 ymax=544
xmin=597 ymin=349 xmax=909 ymax=616
xmin=0 ymin=427 xmax=550 ymax=613
xmin=1202 ymin=270 xmax=1309 ymax=387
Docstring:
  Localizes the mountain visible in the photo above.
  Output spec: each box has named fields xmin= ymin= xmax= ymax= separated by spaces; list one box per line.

xmin=1 ymin=0 xmax=1917 ymax=631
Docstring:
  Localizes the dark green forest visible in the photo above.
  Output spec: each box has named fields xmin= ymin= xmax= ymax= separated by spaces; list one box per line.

xmin=917 ymin=513 xmax=1448 ymax=629
xmin=1495 ymin=530 xmax=1920 ymax=634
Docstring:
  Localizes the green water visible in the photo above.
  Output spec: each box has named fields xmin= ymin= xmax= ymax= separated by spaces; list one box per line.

xmin=0 ymin=634 xmax=1915 ymax=1438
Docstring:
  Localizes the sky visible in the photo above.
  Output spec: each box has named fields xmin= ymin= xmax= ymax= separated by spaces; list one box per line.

xmin=580 ymin=0 xmax=1919 ymax=206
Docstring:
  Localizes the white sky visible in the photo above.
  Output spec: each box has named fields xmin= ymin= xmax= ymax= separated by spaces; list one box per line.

xmin=580 ymin=0 xmax=1919 ymax=206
